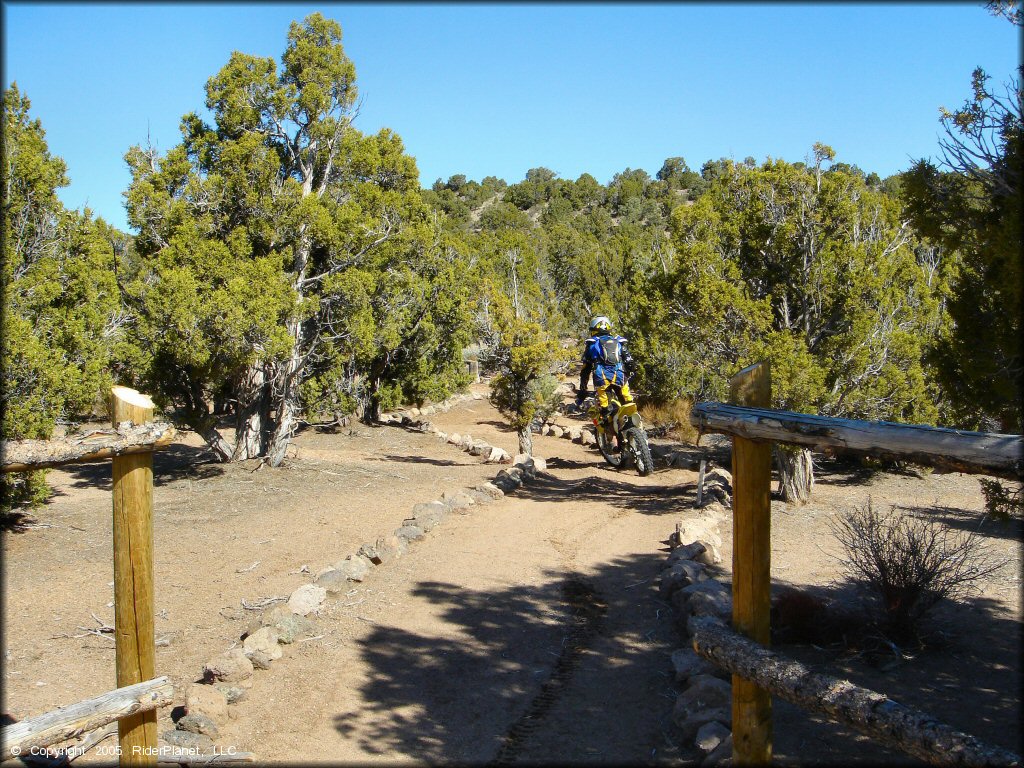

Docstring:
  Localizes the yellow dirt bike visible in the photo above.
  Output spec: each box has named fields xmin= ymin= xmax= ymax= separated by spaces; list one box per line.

xmin=574 ymin=384 xmax=654 ymax=476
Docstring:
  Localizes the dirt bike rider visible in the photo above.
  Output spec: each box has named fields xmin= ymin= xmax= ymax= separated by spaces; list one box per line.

xmin=574 ymin=316 xmax=636 ymax=430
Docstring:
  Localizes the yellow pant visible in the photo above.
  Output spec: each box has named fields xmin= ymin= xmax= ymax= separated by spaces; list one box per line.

xmin=595 ymin=381 xmax=632 ymax=409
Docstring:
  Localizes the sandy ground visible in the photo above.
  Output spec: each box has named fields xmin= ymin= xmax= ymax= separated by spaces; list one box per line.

xmin=2 ymin=382 xmax=1020 ymax=765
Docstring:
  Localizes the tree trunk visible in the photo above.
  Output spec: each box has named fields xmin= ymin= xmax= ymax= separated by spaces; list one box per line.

xmin=774 ymin=445 xmax=813 ymax=505
xmin=266 ymin=395 xmax=296 ymax=468
xmin=266 ymin=237 xmax=313 ymax=467
xmin=193 ymin=419 xmax=232 ymax=463
xmin=518 ymin=426 xmax=533 ymax=456
xmin=233 ymin=363 xmax=270 ymax=460
xmin=362 ymin=368 xmax=384 ymax=425
xmin=266 ymin=328 xmax=305 ymax=467
xmin=362 ymin=397 xmax=381 ymax=425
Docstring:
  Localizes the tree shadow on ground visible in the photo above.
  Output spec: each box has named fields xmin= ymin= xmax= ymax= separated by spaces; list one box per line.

xmin=515 ymin=470 xmax=698 ymax=517
xmin=899 ymin=501 xmax=1023 ymax=543
xmin=810 ymin=454 xmax=936 ymax=488
xmin=763 ymin=574 xmax=1022 ymax=765
xmin=809 ymin=454 xmax=879 ymax=486
xmin=35 ymin=441 xmax=225 ymax=495
xmin=0 ymin=508 xmax=44 ymax=533
xmin=328 ymin=542 xmax=1020 ymax=765
xmin=332 ymin=552 xmax=694 ymax=764
xmin=369 ymin=454 xmax=464 ymax=467
xmin=543 ymin=456 xmax=595 ymax=471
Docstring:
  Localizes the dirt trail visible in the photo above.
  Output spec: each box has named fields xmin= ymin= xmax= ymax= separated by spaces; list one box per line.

xmin=2 ymin=383 xmax=1020 ymax=765
xmin=211 ymin=398 xmax=702 ymax=763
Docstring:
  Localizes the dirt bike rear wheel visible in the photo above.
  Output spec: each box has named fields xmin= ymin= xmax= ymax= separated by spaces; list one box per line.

xmin=624 ymin=427 xmax=653 ymax=477
xmin=596 ymin=428 xmax=624 ymax=468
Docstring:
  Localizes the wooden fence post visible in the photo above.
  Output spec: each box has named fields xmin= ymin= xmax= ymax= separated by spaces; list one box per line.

xmin=110 ymin=386 xmax=157 ymax=765
xmin=727 ymin=362 xmax=772 ymax=765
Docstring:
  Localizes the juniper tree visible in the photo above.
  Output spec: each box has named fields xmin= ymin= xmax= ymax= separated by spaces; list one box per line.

xmin=123 ymin=14 xmax=471 ymax=464
xmin=632 ymin=146 xmax=948 ymax=503
xmin=2 ymin=85 xmax=129 ymax=505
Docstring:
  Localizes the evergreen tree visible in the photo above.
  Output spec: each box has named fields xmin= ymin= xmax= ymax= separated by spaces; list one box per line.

xmin=2 ymin=85 xmax=129 ymax=506
xmin=902 ymin=60 xmax=1021 ymax=432
xmin=123 ymin=14 xmax=471 ymax=464
xmin=633 ymin=146 xmax=948 ymax=503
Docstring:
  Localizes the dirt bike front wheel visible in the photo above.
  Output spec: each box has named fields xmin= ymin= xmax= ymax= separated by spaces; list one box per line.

xmin=596 ymin=428 xmax=624 ymax=468
xmin=624 ymin=427 xmax=653 ymax=477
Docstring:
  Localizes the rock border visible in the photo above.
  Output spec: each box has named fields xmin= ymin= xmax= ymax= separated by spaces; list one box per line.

xmin=659 ymin=495 xmax=737 ymax=767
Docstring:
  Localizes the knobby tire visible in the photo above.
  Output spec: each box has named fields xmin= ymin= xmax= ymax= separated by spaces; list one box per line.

xmin=625 ymin=427 xmax=653 ymax=476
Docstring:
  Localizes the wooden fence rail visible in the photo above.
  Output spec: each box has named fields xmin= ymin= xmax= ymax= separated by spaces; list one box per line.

xmin=0 ymin=677 xmax=173 ymax=761
xmin=690 ymin=402 xmax=1023 ymax=480
xmin=0 ymin=422 xmax=175 ymax=474
xmin=687 ymin=362 xmax=1022 ymax=765
xmin=690 ymin=617 xmax=1021 ymax=767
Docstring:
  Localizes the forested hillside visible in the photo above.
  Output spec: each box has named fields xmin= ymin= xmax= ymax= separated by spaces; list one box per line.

xmin=3 ymin=11 xmax=1020 ymax=509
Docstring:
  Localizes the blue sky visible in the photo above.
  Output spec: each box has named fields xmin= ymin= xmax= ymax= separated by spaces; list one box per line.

xmin=3 ymin=2 xmax=1020 ymax=232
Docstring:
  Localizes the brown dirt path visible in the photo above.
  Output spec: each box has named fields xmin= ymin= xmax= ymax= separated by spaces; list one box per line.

xmin=206 ymin=393 xmax=703 ymax=763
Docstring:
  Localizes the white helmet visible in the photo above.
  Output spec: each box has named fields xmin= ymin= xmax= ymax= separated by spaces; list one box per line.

xmin=589 ymin=316 xmax=611 ymax=334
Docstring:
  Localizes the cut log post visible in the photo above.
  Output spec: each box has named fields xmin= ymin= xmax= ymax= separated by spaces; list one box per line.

xmin=691 ymin=616 xmax=1021 ymax=767
xmin=0 ymin=423 xmax=176 ymax=473
xmin=0 ymin=677 xmax=173 ymax=761
xmin=696 ymin=456 xmax=707 ymax=506
xmin=727 ymin=362 xmax=773 ymax=765
xmin=690 ymin=402 xmax=1023 ymax=480
xmin=110 ymin=387 xmax=158 ymax=765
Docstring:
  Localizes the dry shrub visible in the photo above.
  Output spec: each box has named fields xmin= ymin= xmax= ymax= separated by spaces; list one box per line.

xmin=828 ymin=500 xmax=1006 ymax=637
xmin=639 ymin=397 xmax=697 ymax=443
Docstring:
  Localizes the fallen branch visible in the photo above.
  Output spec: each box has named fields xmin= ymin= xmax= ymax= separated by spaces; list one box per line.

xmin=1 ymin=423 xmax=176 ymax=473
xmin=156 ymin=752 xmax=255 ymax=765
xmin=690 ymin=617 xmax=1020 ymax=767
xmin=240 ymin=596 xmax=287 ymax=611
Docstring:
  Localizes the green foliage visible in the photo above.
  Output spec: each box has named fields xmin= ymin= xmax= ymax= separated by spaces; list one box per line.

xmin=978 ymin=478 xmax=1023 ymax=521
xmin=632 ymin=148 xmax=945 ymax=427
xmin=477 ymin=201 xmax=531 ymax=232
xmin=484 ymin=286 xmax=568 ymax=440
xmin=122 ymin=14 xmax=474 ymax=457
xmin=2 ymin=85 xmax=129 ymax=507
xmin=902 ymin=64 xmax=1022 ymax=431
xmin=505 ymin=167 xmax=561 ymax=211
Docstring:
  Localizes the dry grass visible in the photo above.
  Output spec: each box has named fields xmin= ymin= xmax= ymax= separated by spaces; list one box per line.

xmin=639 ymin=398 xmax=698 ymax=443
